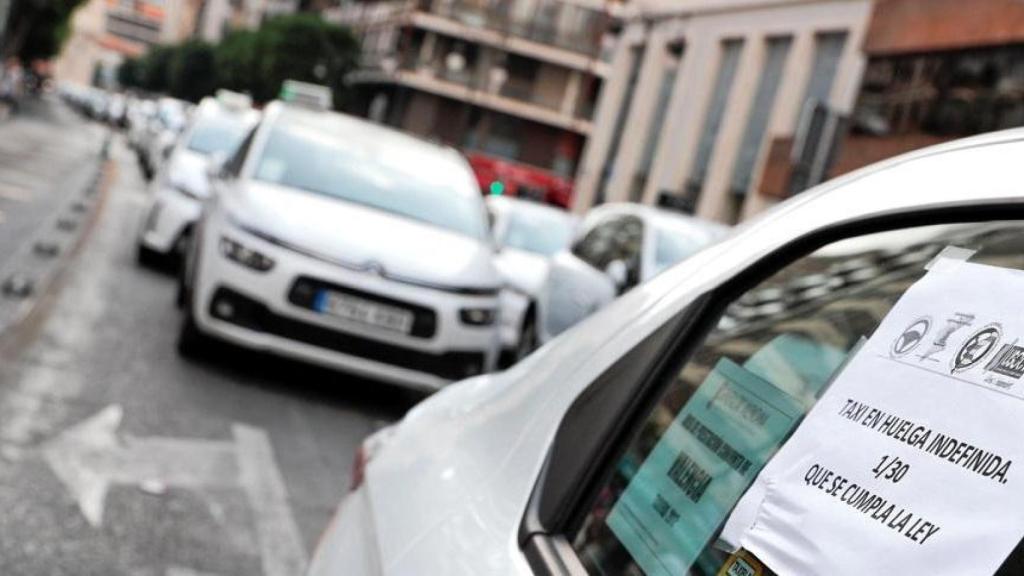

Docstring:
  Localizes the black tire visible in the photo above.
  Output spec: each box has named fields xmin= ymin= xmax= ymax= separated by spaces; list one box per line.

xmin=514 ymin=310 xmax=539 ymax=364
xmin=176 ymin=306 xmax=209 ymax=359
xmin=136 ymin=244 xmax=160 ymax=268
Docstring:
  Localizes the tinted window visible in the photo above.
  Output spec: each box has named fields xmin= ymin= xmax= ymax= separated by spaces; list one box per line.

xmin=187 ymin=114 xmax=253 ymax=156
xmin=253 ymin=120 xmax=487 ymax=240
xmin=572 ymin=221 xmax=1024 ymax=575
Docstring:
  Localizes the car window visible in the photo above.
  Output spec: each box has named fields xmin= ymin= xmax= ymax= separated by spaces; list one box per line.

xmin=571 ymin=220 xmax=1024 ymax=576
xmin=224 ymin=126 xmax=257 ymax=178
xmin=186 ymin=113 xmax=253 ymax=156
xmin=572 ymin=215 xmax=644 ymax=289
xmin=653 ymin=227 xmax=706 ymax=277
xmin=252 ymin=120 xmax=487 ymax=240
xmin=502 ymin=208 xmax=574 ymax=257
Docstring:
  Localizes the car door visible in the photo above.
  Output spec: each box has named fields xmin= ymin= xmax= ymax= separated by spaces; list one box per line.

xmin=521 ymin=216 xmax=1024 ymax=575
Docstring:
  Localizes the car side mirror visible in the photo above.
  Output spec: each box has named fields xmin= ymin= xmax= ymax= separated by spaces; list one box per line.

xmin=604 ymin=259 xmax=628 ymax=291
xmin=206 ymin=152 xmax=227 ymax=181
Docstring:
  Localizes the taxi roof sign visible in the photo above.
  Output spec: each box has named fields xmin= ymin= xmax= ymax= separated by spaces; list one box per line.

xmin=215 ymin=89 xmax=252 ymax=110
xmin=279 ymin=80 xmax=332 ymax=111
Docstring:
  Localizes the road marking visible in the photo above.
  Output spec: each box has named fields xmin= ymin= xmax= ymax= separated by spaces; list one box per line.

xmin=234 ymin=424 xmax=309 ymax=576
xmin=43 ymin=405 xmax=238 ymax=526
xmin=41 ymin=405 xmax=309 ymax=575
xmin=0 ymin=184 xmax=31 ymax=202
xmin=166 ymin=567 xmax=225 ymax=576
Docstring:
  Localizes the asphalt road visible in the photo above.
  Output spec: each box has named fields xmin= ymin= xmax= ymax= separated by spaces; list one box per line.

xmin=0 ymin=99 xmax=416 ymax=576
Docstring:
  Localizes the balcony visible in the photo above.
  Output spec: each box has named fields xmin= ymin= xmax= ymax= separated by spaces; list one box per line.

xmin=419 ymin=0 xmax=608 ymax=58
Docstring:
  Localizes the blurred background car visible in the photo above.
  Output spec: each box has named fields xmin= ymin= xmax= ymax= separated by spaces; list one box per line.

xmin=486 ymin=195 xmax=577 ymax=365
xmin=137 ymin=90 xmax=259 ymax=264
xmin=178 ymin=97 xmax=502 ymax=390
xmin=537 ymin=203 xmax=728 ymax=344
xmin=138 ymin=96 xmax=189 ymax=179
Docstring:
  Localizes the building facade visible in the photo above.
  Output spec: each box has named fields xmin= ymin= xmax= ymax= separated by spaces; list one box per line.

xmin=328 ymin=0 xmax=617 ymax=183
xmin=574 ymin=0 xmax=871 ymax=223
xmin=832 ymin=0 xmax=1024 ymax=177
xmin=54 ymin=0 xmax=201 ymax=85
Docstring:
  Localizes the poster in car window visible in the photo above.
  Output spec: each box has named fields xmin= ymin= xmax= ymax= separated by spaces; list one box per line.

xmin=606 ymin=357 xmax=803 ymax=576
xmin=720 ymin=261 xmax=1024 ymax=575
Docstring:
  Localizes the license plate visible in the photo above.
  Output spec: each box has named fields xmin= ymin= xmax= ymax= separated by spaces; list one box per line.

xmin=315 ymin=290 xmax=414 ymax=334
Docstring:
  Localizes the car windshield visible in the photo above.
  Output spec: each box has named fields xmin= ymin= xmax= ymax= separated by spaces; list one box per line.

xmin=502 ymin=207 xmax=573 ymax=256
xmin=186 ymin=113 xmax=252 ymax=156
xmin=253 ymin=119 xmax=487 ymax=240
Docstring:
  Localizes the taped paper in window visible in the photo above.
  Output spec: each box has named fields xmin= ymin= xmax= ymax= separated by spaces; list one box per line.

xmin=720 ymin=261 xmax=1024 ymax=575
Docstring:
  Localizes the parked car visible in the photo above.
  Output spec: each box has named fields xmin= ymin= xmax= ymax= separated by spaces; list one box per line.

xmin=137 ymin=91 xmax=259 ymax=263
xmin=537 ymin=203 xmax=727 ymax=344
xmin=138 ymin=97 xmax=189 ymax=179
xmin=307 ymin=130 xmax=1024 ymax=575
xmin=486 ymin=196 xmax=577 ymax=364
xmin=177 ymin=99 xmax=501 ymax=390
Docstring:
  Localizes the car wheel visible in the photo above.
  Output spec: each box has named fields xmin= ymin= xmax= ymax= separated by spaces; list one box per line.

xmin=136 ymin=244 xmax=160 ymax=268
xmin=515 ymin=311 xmax=538 ymax=363
xmin=176 ymin=304 xmax=209 ymax=359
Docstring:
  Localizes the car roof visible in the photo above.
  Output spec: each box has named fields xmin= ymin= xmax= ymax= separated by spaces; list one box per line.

xmin=487 ymin=196 xmax=574 ymax=221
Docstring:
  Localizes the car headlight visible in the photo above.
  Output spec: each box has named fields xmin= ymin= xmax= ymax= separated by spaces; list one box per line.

xmin=219 ymin=236 xmax=275 ymax=272
xmin=459 ymin=307 xmax=497 ymax=326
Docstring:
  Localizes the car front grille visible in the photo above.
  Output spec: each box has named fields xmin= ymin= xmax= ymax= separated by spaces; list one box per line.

xmin=287 ymin=276 xmax=437 ymax=338
xmin=208 ymin=286 xmax=484 ymax=381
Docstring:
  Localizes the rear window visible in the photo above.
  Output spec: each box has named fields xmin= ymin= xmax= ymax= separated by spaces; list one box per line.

xmin=572 ymin=221 xmax=1024 ymax=575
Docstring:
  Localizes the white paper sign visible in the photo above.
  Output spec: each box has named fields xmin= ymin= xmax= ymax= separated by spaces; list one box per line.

xmin=721 ymin=261 xmax=1024 ymax=575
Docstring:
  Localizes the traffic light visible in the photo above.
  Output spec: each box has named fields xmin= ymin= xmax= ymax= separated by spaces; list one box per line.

xmin=489 ymin=180 xmax=505 ymax=195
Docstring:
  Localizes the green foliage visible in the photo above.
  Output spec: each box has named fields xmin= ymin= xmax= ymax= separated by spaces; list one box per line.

xmin=115 ymin=14 xmax=359 ymax=108
xmin=5 ymin=0 xmax=87 ymax=62
xmin=168 ymin=40 xmax=217 ymax=102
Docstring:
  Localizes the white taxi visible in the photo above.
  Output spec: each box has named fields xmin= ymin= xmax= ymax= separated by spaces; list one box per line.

xmin=178 ymin=101 xmax=501 ymax=390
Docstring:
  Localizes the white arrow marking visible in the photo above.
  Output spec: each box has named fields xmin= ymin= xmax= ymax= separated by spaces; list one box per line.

xmin=42 ymin=405 xmax=308 ymax=576
xmin=43 ymin=405 xmax=238 ymax=526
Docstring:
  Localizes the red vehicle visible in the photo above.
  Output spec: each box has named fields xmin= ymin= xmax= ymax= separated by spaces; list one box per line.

xmin=466 ymin=152 xmax=574 ymax=209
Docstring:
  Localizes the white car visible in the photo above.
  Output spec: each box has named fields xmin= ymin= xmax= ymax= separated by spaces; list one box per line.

xmin=178 ymin=101 xmax=502 ymax=390
xmin=137 ymin=94 xmax=259 ymax=262
xmin=487 ymin=196 xmax=577 ymax=364
xmin=537 ymin=203 xmax=727 ymax=343
xmin=139 ymin=97 xmax=189 ymax=179
xmin=308 ymin=130 xmax=1024 ymax=575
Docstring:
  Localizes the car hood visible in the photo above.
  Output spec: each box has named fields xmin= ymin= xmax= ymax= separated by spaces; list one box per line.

xmin=493 ymin=249 xmax=550 ymax=296
xmin=165 ymin=148 xmax=210 ymax=197
xmin=226 ymin=180 xmax=500 ymax=290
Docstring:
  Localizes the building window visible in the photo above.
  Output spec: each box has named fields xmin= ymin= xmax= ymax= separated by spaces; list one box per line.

xmin=729 ymin=36 xmax=792 ymax=205
xmin=596 ymin=44 xmax=644 ymax=205
xmin=685 ymin=39 xmax=743 ymax=204
xmin=803 ymin=31 xmax=848 ymax=110
xmin=631 ymin=44 xmax=682 ymax=202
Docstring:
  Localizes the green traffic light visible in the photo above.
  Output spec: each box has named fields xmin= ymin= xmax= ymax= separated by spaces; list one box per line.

xmin=489 ymin=181 xmax=505 ymax=195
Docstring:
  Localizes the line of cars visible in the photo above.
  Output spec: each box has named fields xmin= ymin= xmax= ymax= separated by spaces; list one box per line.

xmin=79 ymin=82 xmax=727 ymax=392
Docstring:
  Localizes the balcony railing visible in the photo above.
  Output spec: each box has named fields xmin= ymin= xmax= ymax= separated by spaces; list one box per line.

xmin=418 ymin=0 xmax=606 ymax=58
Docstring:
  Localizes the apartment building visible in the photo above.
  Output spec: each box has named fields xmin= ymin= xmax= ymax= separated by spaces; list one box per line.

xmin=328 ymin=0 xmax=616 ymax=187
xmin=832 ymin=0 xmax=1024 ymax=176
xmin=54 ymin=0 xmax=201 ymax=85
xmin=574 ymin=0 xmax=871 ymax=223
xmin=196 ymin=0 xmax=300 ymax=42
